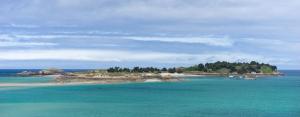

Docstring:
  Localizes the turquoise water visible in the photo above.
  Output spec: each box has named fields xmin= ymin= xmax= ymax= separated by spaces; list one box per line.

xmin=0 ymin=70 xmax=299 ymax=117
xmin=0 ymin=76 xmax=54 ymax=83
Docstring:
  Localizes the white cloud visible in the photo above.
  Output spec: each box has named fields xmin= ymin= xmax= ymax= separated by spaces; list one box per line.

xmin=241 ymin=38 xmax=300 ymax=53
xmin=3 ymin=24 xmax=40 ymax=28
xmin=124 ymin=36 xmax=234 ymax=47
xmin=0 ymin=42 xmax=57 ymax=47
xmin=0 ymin=35 xmax=57 ymax=47
xmin=13 ymin=34 xmax=233 ymax=47
xmin=14 ymin=34 xmax=80 ymax=39
xmin=0 ymin=49 xmax=278 ymax=64
xmin=0 ymin=0 xmax=298 ymax=69
xmin=1 ymin=0 xmax=299 ymax=23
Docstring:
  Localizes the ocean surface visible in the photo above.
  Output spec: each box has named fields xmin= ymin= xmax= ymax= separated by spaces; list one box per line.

xmin=0 ymin=70 xmax=299 ymax=117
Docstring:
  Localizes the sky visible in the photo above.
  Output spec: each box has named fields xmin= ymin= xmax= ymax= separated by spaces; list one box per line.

xmin=0 ymin=0 xmax=299 ymax=69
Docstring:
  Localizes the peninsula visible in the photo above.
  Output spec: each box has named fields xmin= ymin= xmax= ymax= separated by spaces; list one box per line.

xmin=17 ymin=61 xmax=282 ymax=84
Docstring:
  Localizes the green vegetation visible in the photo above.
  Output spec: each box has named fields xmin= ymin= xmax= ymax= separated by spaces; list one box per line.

xmin=107 ymin=67 xmax=161 ymax=73
xmin=260 ymin=65 xmax=274 ymax=73
xmin=106 ymin=61 xmax=278 ymax=74
xmin=183 ymin=61 xmax=277 ymax=74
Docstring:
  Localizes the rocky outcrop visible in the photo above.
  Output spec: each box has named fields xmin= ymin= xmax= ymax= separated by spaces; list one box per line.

xmin=17 ymin=68 xmax=64 ymax=76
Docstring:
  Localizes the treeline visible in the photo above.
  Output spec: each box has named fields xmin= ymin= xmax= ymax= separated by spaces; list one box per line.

xmin=107 ymin=67 xmax=181 ymax=73
xmin=107 ymin=61 xmax=277 ymax=74
xmin=184 ymin=61 xmax=277 ymax=74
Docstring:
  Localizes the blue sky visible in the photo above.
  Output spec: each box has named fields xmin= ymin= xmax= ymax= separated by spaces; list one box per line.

xmin=0 ymin=0 xmax=299 ymax=69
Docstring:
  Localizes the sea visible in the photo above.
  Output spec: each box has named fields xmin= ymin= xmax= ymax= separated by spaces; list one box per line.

xmin=0 ymin=70 xmax=299 ymax=117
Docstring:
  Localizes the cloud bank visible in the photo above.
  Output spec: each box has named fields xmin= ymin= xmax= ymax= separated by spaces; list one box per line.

xmin=0 ymin=0 xmax=299 ymax=69
xmin=0 ymin=49 xmax=283 ymax=64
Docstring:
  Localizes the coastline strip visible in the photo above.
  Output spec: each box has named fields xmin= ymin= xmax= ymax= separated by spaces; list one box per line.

xmin=0 ymin=82 xmax=108 ymax=87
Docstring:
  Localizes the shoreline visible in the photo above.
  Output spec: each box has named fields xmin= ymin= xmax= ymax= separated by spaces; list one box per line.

xmin=0 ymin=81 xmax=117 ymax=87
xmin=0 ymin=71 xmax=283 ymax=87
xmin=13 ymin=61 xmax=283 ymax=85
xmin=0 ymin=78 xmax=180 ymax=87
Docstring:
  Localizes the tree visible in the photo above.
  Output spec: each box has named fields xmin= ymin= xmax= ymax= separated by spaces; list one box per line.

xmin=106 ymin=61 xmax=277 ymax=74
xmin=168 ymin=68 xmax=176 ymax=73
xmin=161 ymin=68 xmax=167 ymax=72
xmin=197 ymin=64 xmax=205 ymax=71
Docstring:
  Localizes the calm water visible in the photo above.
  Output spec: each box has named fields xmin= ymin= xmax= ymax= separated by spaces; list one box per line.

xmin=0 ymin=70 xmax=299 ymax=117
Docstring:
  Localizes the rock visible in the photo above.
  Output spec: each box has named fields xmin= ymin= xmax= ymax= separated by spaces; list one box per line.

xmin=17 ymin=68 xmax=64 ymax=76
xmin=17 ymin=71 xmax=38 ymax=76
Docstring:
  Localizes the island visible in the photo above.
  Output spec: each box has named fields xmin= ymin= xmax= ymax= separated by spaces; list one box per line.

xmin=18 ymin=61 xmax=283 ymax=84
